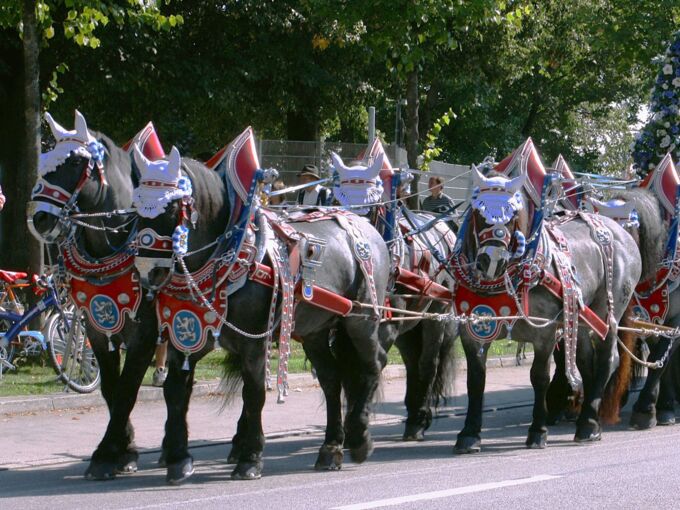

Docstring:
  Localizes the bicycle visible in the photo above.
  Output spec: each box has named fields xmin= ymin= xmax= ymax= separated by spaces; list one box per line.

xmin=0 ymin=271 xmax=100 ymax=393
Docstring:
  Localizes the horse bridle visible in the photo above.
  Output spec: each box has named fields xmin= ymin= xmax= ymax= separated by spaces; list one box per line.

xmin=134 ymin=184 xmax=197 ymax=295
xmin=27 ymin=141 xmax=109 ymax=243
xmin=472 ymin=212 xmax=526 ymax=278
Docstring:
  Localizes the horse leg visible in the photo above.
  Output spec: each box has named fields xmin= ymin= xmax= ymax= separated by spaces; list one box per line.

xmin=526 ymin=341 xmax=554 ymax=448
xmin=396 ymin=324 xmax=429 ymax=441
xmin=86 ymin=326 xmax=156 ymax=480
xmin=546 ymin=341 xmax=572 ymax=425
xmin=656 ymin=361 xmax=676 ymax=426
xmin=455 ymin=335 xmax=489 ymax=454
xmin=85 ymin=335 xmax=122 ymax=479
xmin=230 ymin=338 xmax=267 ymax=480
xmin=227 ymin=412 xmax=247 ymax=464
xmin=631 ymin=338 xmax=675 ymax=430
xmin=303 ymin=330 xmax=344 ymax=470
xmin=163 ymin=346 xmax=197 ymax=485
xmin=341 ymin=321 xmax=384 ymax=464
xmin=574 ymin=330 xmax=617 ymax=442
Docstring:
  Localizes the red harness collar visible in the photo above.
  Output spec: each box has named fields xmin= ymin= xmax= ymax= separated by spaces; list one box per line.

xmin=62 ymin=241 xmax=142 ymax=336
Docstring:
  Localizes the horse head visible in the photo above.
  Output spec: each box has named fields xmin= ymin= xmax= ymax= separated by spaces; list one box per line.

xmin=468 ymin=165 xmax=528 ymax=280
xmin=331 ymin=151 xmax=384 ymax=215
xmin=132 ymin=145 xmax=196 ymax=292
xmin=27 ymin=110 xmax=132 ymax=244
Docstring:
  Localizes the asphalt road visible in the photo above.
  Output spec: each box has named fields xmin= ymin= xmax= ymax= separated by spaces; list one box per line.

xmin=1 ymin=363 xmax=678 ymax=509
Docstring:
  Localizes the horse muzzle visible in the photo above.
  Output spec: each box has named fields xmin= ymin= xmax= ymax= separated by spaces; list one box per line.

xmin=26 ymin=200 xmax=73 ymax=243
xmin=475 ymin=244 xmax=512 ymax=280
xmin=134 ymin=255 xmax=174 ymax=296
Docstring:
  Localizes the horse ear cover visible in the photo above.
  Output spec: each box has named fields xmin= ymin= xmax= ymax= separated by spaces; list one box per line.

xmin=133 ymin=144 xmax=152 ymax=177
xmin=330 ymin=152 xmax=347 ymax=174
xmin=45 ymin=112 xmax=70 ymax=142
xmin=74 ymin=110 xmax=90 ymax=142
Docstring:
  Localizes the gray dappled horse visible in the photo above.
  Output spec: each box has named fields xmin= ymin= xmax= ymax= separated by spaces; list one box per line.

xmin=330 ymin=150 xmax=457 ymax=441
xmin=452 ymin=167 xmax=640 ymax=452
xmin=27 ymin=111 xmax=158 ymax=480
xmin=130 ymin=140 xmax=391 ymax=482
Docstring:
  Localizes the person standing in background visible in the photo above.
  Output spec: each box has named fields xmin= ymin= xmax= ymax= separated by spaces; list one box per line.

xmin=269 ymin=180 xmax=288 ymax=206
xmin=421 ymin=175 xmax=458 ymax=234
xmin=296 ymin=164 xmax=332 ymax=206
xmin=421 ymin=175 xmax=453 ymax=214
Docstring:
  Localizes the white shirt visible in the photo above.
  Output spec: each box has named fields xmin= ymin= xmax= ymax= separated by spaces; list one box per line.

xmin=300 ymin=184 xmax=323 ymax=206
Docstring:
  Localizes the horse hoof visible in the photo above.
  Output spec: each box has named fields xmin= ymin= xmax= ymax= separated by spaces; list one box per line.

xmin=657 ymin=410 xmax=676 ymax=426
xmin=231 ymin=460 xmax=263 ymax=480
xmin=402 ymin=423 xmax=426 ymax=441
xmin=84 ymin=460 xmax=117 ymax=481
xmin=349 ymin=438 xmax=374 ymax=464
xmin=574 ymin=431 xmax=602 ymax=443
xmin=574 ymin=424 xmax=602 ymax=443
xmin=314 ymin=444 xmax=343 ymax=471
xmin=630 ymin=411 xmax=657 ymax=430
xmin=454 ymin=435 xmax=481 ymax=454
xmin=166 ymin=457 xmax=195 ymax=485
xmin=116 ymin=451 xmax=139 ymax=474
xmin=525 ymin=430 xmax=547 ymax=449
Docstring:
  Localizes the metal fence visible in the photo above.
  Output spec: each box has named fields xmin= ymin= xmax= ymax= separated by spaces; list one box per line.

xmin=258 ymin=138 xmax=472 ymax=207
xmin=258 ymin=139 xmax=399 ymax=185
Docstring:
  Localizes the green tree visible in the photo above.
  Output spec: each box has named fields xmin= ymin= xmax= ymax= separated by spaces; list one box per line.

xmin=435 ymin=0 xmax=679 ymax=171
xmin=0 ymin=1 xmax=178 ymax=270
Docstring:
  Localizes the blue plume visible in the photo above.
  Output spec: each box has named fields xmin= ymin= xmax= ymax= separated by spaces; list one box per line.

xmin=512 ymin=230 xmax=526 ymax=259
xmin=172 ymin=224 xmax=189 ymax=256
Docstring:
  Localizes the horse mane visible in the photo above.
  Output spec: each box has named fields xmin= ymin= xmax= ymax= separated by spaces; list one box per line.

xmin=93 ymin=130 xmax=135 ymax=182
xmin=612 ymin=188 xmax=665 ymax=283
xmin=181 ymin=157 xmax=228 ymax=227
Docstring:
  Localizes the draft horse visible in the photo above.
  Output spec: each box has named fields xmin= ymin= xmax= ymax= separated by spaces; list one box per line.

xmin=130 ymin=130 xmax=391 ymax=482
xmin=27 ymin=111 xmax=162 ymax=480
xmin=450 ymin=158 xmax=640 ymax=452
xmin=330 ymin=145 xmax=457 ymax=441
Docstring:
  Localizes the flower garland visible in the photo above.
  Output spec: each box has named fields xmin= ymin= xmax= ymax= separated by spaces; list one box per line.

xmin=633 ymin=31 xmax=680 ymax=177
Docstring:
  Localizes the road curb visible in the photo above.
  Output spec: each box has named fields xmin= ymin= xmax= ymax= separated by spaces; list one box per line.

xmin=0 ymin=354 xmax=531 ymax=416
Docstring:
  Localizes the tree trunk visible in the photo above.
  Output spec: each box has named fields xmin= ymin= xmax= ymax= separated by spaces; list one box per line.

xmin=21 ymin=0 xmax=42 ymax=274
xmin=521 ymin=101 xmax=539 ymax=139
xmin=405 ymin=68 xmax=420 ymax=209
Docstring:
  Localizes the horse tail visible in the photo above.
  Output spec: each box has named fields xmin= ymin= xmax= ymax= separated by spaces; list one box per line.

xmin=600 ymin=310 xmax=636 ymax=424
xmin=219 ymin=348 xmax=243 ymax=409
xmin=430 ymin=324 xmax=456 ymax=409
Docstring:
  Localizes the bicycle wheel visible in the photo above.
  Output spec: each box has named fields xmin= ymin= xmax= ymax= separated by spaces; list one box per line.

xmin=0 ymin=319 xmax=16 ymax=374
xmin=45 ymin=309 xmax=100 ymax=393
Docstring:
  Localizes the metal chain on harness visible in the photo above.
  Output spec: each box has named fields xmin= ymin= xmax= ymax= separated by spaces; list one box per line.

xmin=176 ymin=255 xmax=276 ymax=339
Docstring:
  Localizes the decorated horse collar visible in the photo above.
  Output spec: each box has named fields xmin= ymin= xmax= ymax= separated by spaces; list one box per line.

xmin=60 ymin=227 xmax=138 ymax=281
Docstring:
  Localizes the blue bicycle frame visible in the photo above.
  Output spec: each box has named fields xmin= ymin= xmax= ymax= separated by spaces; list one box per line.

xmin=0 ymin=287 xmax=61 ymax=351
